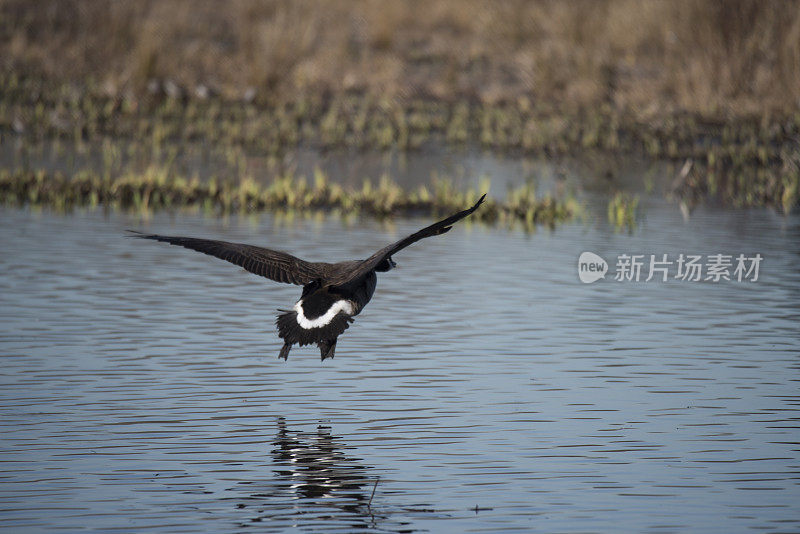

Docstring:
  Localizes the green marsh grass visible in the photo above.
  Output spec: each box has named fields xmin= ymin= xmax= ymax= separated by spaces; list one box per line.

xmin=0 ymin=168 xmax=577 ymax=228
xmin=608 ymin=192 xmax=639 ymax=232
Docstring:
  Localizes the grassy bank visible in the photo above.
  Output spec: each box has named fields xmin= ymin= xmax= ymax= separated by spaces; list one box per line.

xmin=1 ymin=1 xmax=799 ymax=212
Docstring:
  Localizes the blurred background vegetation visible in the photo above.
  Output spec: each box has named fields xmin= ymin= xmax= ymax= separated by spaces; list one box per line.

xmin=3 ymin=0 xmax=798 ymax=114
xmin=1 ymin=0 xmax=798 ymax=218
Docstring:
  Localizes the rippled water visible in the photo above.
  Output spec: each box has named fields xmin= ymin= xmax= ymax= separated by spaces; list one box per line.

xmin=1 ymin=198 xmax=798 ymax=532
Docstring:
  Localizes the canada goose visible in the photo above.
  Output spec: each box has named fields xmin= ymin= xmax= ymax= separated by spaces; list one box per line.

xmin=131 ymin=194 xmax=485 ymax=360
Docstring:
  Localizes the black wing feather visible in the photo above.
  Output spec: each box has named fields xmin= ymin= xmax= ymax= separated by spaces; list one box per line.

xmin=335 ymin=194 xmax=485 ymax=284
xmin=129 ymin=232 xmax=326 ymax=286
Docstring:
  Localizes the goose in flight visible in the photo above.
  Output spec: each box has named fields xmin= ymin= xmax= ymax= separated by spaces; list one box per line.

xmin=131 ymin=195 xmax=485 ymax=361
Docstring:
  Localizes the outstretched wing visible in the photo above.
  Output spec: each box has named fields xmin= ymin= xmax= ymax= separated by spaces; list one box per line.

xmin=129 ymin=232 xmax=327 ymax=285
xmin=335 ymin=194 xmax=485 ymax=285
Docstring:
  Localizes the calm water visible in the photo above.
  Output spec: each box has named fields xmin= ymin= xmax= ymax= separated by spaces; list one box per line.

xmin=1 ymin=197 xmax=798 ymax=532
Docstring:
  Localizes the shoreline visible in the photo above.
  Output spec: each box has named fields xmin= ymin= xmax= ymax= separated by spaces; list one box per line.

xmin=2 ymin=73 xmax=797 ymax=214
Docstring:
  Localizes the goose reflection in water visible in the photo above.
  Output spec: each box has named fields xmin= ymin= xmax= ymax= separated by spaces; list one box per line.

xmin=230 ymin=418 xmax=421 ymax=532
xmin=271 ymin=417 xmax=372 ymax=502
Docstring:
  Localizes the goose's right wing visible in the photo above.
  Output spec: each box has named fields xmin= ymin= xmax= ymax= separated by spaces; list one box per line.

xmin=334 ymin=194 xmax=485 ymax=285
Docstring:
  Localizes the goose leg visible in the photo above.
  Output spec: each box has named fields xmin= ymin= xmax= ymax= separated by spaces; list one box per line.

xmin=278 ymin=342 xmax=293 ymax=361
xmin=318 ymin=338 xmax=337 ymax=361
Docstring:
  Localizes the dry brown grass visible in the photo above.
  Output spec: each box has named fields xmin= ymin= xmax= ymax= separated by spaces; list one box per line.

xmin=2 ymin=0 xmax=798 ymax=117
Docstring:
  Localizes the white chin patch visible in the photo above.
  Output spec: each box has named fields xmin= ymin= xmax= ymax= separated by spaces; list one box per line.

xmin=293 ymin=299 xmax=354 ymax=330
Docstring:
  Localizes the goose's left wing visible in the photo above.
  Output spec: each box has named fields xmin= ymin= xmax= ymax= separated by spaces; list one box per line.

xmin=129 ymin=232 xmax=327 ymax=285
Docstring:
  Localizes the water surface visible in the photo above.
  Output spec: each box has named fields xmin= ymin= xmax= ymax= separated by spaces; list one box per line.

xmin=0 ymin=197 xmax=798 ymax=532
